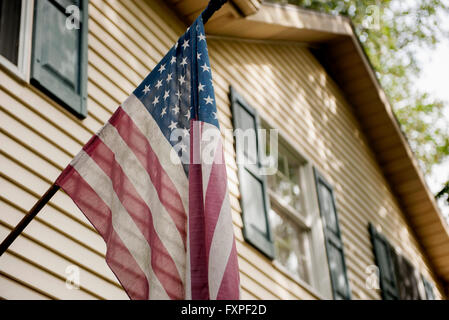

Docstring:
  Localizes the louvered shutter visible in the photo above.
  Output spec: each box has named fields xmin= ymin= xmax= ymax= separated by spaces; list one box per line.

xmin=315 ymin=169 xmax=351 ymax=299
xmin=368 ymin=223 xmax=399 ymax=300
xmin=230 ymin=86 xmax=274 ymax=259
xmin=31 ymin=0 xmax=88 ymax=118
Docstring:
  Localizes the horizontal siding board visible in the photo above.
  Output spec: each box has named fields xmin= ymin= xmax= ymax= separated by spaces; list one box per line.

xmin=0 ymin=251 xmax=98 ymax=300
xmin=0 ymin=272 xmax=54 ymax=300
xmin=0 ymin=222 xmax=126 ymax=299
xmin=0 ymin=198 xmax=118 ymax=283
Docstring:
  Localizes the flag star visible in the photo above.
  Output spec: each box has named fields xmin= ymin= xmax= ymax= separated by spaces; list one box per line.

xmin=175 ymin=42 xmax=178 ymax=49
xmin=163 ymin=90 xmax=170 ymax=100
xmin=178 ymin=75 xmax=185 ymax=85
xmin=166 ymin=73 xmax=173 ymax=82
xmin=160 ymin=107 xmax=167 ymax=117
xmin=158 ymin=64 xmax=166 ymax=73
xmin=213 ymin=112 xmax=218 ymax=119
xmin=180 ymin=57 xmax=188 ymax=67
xmin=198 ymin=33 xmax=206 ymax=41
xmin=197 ymin=52 xmax=202 ymax=60
xmin=180 ymin=144 xmax=187 ymax=152
xmin=155 ymin=80 xmax=163 ymax=89
xmin=204 ymin=95 xmax=214 ymax=105
xmin=201 ymin=63 xmax=210 ymax=72
xmin=198 ymin=83 xmax=205 ymax=92
xmin=183 ymin=128 xmax=189 ymax=137
xmin=175 ymin=90 xmax=182 ymax=99
xmin=184 ymin=109 xmax=190 ymax=119
xmin=168 ymin=121 xmax=177 ymax=130
xmin=152 ymin=96 xmax=159 ymax=106
xmin=173 ymin=105 xmax=180 ymax=115
xmin=170 ymin=56 xmax=176 ymax=64
xmin=142 ymin=85 xmax=150 ymax=94
xmin=182 ymin=39 xmax=189 ymax=50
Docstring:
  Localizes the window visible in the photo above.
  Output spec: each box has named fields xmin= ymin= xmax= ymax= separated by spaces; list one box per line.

xmin=0 ymin=0 xmax=34 ymax=79
xmin=369 ymin=223 xmax=435 ymax=300
xmin=315 ymin=169 xmax=351 ymax=300
xmin=267 ymin=141 xmax=312 ymax=284
xmin=230 ymin=86 xmax=333 ymax=298
xmin=0 ymin=0 xmax=88 ymax=118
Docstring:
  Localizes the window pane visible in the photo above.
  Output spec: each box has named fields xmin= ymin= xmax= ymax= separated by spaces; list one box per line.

xmin=269 ymin=208 xmax=310 ymax=283
xmin=0 ymin=0 xmax=22 ymax=65
xmin=241 ymin=169 xmax=267 ymax=235
xmin=267 ymin=149 xmax=303 ymax=213
xmin=289 ymin=166 xmax=302 ymax=211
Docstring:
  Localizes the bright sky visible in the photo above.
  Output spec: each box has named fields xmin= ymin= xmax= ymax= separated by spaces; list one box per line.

xmin=414 ymin=10 xmax=449 ymax=219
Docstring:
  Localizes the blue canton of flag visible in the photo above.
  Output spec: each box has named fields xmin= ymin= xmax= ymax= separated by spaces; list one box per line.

xmin=133 ymin=16 xmax=219 ymax=174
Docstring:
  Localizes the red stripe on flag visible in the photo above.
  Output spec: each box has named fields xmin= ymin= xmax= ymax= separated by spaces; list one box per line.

xmin=83 ymin=137 xmax=184 ymax=299
xmin=56 ymin=166 xmax=149 ymax=300
xmin=110 ymin=107 xmax=187 ymax=247
xmin=189 ymin=120 xmax=209 ymax=299
xmin=217 ymin=240 xmax=240 ymax=300
xmin=203 ymin=140 xmax=227 ymax=255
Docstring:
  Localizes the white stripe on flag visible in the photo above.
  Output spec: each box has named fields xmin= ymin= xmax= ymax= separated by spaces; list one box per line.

xmin=121 ymin=94 xmax=189 ymax=214
xmin=208 ymin=188 xmax=234 ymax=299
xmin=97 ymin=124 xmax=186 ymax=283
xmin=73 ymin=150 xmax=170 ymax=300
xmin=200 ymin=123 xmax=222 ymax=202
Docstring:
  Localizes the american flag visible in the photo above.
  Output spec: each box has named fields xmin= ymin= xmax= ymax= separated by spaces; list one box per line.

xmin=55 ymin=16 xmax=240 ymax=300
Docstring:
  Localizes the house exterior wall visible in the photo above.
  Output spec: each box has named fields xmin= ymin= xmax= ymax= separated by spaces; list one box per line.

xmin=0 ymin=0 xmax=444 ymax=299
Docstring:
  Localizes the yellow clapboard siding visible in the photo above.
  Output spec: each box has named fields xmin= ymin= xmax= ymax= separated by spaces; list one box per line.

xmin=90 ymin=0 xmax=164 ymax=63
xmin=88 ymin=3 xmax=158 ymax=72
xmin=0 ymin=197 xmax=105 ymax=261
xmin=0 ymin=272 xmax=54 ymax=300
xmin=0 ymin=218 xmax=127 ymax=299
xmin=0 ymin=250 xmax=99 ymax=300
xmin=0 ymin=110 xmax=73 ymax=167
xmin=88 ymin=18 xmax=148 ymax=80
xmin=88 ymin=35 xmax=142 ymax=87
xmin=0 ymin=196 xmax=120 ymax=288
xmin=0 ymin=70 xmax=95 ymax=140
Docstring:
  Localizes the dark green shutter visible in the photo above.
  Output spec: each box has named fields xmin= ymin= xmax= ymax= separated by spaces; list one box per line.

xmin=392 ymin=251 xmax=424 ymax=299
xmin=230 ymin=86 xmax=274 ymax=259
xmin=31 ymin=0 xmax=88 ymax=118
xmin=368 ymin=223 xmax=399 ymax=300
xmin=421 ymin=276 xmax=435 ymax=300
xmin=314 ymin=169 xmax=351 ymax=300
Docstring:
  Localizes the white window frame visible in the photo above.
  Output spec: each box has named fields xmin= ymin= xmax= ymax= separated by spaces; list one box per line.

xmin=0 ymin=0 xmax=34 ymax=81
xmin=262 ymin=120 xmax=333 ymax=299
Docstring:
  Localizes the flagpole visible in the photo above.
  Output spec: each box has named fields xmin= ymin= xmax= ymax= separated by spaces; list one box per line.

xmin=0 ymin=0 xmax=227 ymax=258
xmin=0 ymin=184 xmax=60 ymax=256
xmin=202 ymin=0 xmax=227 ymax=23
